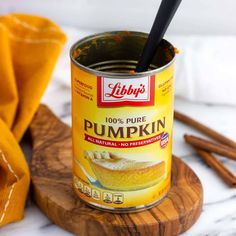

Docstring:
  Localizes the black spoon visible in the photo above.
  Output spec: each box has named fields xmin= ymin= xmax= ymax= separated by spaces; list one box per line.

xmin=136 ymin=0 xmax=182 ymax=72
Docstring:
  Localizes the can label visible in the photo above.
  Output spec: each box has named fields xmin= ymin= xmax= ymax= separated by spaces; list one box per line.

xmin=72 ymin=63 xmax=174 ymax=210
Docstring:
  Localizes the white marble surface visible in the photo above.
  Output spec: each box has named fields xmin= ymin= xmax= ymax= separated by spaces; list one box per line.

xmin=1 ymin=79 xmax=236 ymax=236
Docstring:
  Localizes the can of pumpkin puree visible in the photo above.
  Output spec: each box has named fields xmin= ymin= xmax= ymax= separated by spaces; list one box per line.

xmin=70 ymin=31 xmax=175 ymax=212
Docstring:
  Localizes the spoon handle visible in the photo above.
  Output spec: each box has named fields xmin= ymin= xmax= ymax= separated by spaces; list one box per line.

xmin=136 ymin=0 xmax=182 ymax=72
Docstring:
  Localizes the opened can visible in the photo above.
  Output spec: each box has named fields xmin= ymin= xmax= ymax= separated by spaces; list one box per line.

xmin=70 ymin=31 xmax=176 ymax=212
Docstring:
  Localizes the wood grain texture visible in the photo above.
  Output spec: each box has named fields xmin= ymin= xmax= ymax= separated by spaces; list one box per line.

xmin=30 ymin=105 xmax=203 ymax=236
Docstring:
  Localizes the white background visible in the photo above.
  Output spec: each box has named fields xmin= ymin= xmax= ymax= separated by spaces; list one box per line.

xmin=0 ymin=0 xmax=236 ymax=35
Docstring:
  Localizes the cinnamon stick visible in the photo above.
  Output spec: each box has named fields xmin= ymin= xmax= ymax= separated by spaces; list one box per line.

xmin=184 ymin=135 xmax=236 ymax=161
xmin=195 ymin=148 xmax=236 ymax=187
xmin=174 ymin=110 xmax=236 ymax=149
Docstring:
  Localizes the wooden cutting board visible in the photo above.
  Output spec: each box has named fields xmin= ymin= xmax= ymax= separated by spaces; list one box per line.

xmin=30 ymin=105 xmax=203 ymax=236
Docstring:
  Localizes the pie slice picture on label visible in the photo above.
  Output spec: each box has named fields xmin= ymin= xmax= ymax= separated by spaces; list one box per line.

xmin=85 ymin=151 xmax=166 ymax=191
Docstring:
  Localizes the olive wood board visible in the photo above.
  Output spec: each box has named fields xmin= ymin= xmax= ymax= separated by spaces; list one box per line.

xmin=30 ymin=105 xmax=203 ymax=236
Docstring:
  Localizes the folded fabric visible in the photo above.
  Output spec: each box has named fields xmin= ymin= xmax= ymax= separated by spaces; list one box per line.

xmin=0 ymin=13 xmax=66 ymax=227
xmin=169 ymin=35 xmax=236 ymax=106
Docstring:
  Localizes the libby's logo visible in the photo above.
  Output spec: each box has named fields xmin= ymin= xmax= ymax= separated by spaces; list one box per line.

xmin=97 ymin=76 xmax=155 ymax=107
xmin=105 ymin=83 xmax=145 ymax=99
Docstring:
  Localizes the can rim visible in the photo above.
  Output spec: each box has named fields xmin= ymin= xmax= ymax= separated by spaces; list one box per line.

xmin=70 ymin=31 xmax=176 ymax=78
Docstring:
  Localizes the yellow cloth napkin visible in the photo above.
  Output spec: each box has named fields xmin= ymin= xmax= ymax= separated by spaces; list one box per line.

xmin=0 ymin=13 xmax=66 ymax=227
